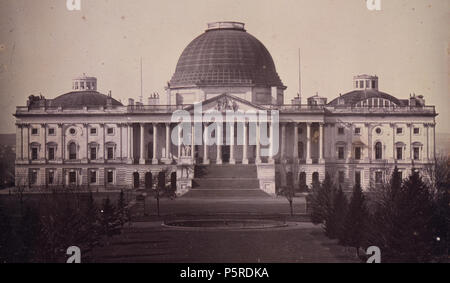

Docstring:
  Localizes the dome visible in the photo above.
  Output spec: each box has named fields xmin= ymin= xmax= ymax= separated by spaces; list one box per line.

xmin=48 ymin=91 xmax=123 ymax=108
xmin=327 ymin=89 xmax=408 ymax=107
xmin=169 ymin=22 xmax=284 ymax=88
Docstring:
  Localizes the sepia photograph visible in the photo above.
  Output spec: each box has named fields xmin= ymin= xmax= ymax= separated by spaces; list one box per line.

xmin=0 ymin=0 xmax=448 ymax=270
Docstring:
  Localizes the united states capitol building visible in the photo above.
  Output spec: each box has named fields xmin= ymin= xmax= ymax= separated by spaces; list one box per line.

xmin=14 ymin=22 xmax=437 ymax=196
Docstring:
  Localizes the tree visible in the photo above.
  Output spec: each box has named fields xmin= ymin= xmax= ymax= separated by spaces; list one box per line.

xmin=309 ymin=172 xmax=335 ymax=226
xmin=99 ymin=198 xmax=121 ymax=241
xmin=342 ymin=183 xmax=368 ymax=257
xmin=280 ymin=186 xmax=295 ymax=216
xmin=328 ymin=185 xmax=348 ymax=241
xmin=117 ymin=190 xmax=129 ymax=227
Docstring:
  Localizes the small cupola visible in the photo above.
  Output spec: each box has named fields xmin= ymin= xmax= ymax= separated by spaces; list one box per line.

xmin=353 ymin=74 xmax=378 ymax=91
xmin=72 ymin=74 xmax=97 ymax=91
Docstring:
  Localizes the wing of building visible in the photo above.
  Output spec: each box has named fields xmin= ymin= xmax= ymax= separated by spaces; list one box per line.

xmin=14 ymin=22 xmax=438 ymax=196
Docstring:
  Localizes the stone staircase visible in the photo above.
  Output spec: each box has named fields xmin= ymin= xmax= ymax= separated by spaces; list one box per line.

xmin=182 ymin=164 xmax=270 ymax=198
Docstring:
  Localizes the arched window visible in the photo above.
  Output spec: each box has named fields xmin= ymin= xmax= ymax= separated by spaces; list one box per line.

xmin=375 ymin=142 xmax=382 ymax=160
xmin=298 ymin=142 xmax=304 ymax=159
xmin=68 ymin=142 xmax=77 ymax=160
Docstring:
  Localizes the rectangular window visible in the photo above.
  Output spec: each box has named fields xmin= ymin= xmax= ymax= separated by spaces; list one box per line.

xmin=339 ymin=171 xmax=345 ymax=184
xmin=396 ymin=147 xmax=403 ymax=160
xmin=107 ymin=147 xmax=114 ymax=160
xmin=48 ymin=147 xmax=55 ymax=160
xmin=366 ymin=80 xmax=370 ymax=88
xmin=31 ymin=128 xmax=39 ymax=135
xmin=48 ymin=171 xmax=54 ymax=185
xmin=355 ymin=171 xmax=361 ymax=185
xmin=375 ymin=172 xmax=383 ymax=184
xmin=374 ymin=99 xmax=378 ymax=107
xmin=90 ymin=128 xmax=97 ymax=135
xmin=107 ymin=171 xmax=114 ymax=184
xmin=69 ymin=171 xmax=76 ymax=184
xmin=413 ymin=128 xmax=420 ymax=135
xmin=90 ymin=147 xmax=97 ymax=160
xmin=90 ymin=171 xmax=97 ymax=184
xmin=338 ymin=127 xmax=345 ymax=135
xmin=354 ymin=128 xmax=361 ymax=135
xmin=396 ymin=127 xmax=403 ymax=134
xmin=355 ymin=147 xmax=361 ymax=160
xmin=338 ymin=147 xmax=345 ymax=160
xmin=372 ymin=80 xmax=376 ymax=89
xmin=413 ymin=147 xmax=420 ymax=160
xmin=30 ymin=171 xmax=38 ymax=185
xmin=48 ymin=128 xmax=55 ymax=135
xmin=107 ymin=128 xmax=114 ymax=135
xmin=359 ymin=81 xmax=364 ymax=88
xmin=31 ymin=147 xmax=38 ymax=160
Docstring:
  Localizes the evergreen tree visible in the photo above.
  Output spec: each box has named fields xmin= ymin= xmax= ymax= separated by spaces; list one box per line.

xmin=392 ymin=170 xmax=434 ymax=262
xmin=342 ymin=183 xmax=368 ymax=257
xmin=117 ymin=190 xmax=129 ymax=227
xmin=328 ymin=185 xmax=348 ymax=241
xmin=99 ymin=198 xmax=121 ymax=240
xmin=309 ymin=172 xmax=335 ymax=225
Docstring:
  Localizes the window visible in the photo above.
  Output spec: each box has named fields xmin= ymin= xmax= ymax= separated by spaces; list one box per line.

xmin=374 ymin=99 xmax=378 ymax=108
xmin=48 ymin=128 xmax=55 ymax=135
xmin=31 ymin=147 xmax=38 ymax=160
xmin=90 ymin=128 xmax=97 ymax=135
xmin=339 ymin=171 xmax=345 ymax=184
xmin=375 ymin=142 xmax=382 ymax=160
xmin=298 ymin=142 xmax=304 ymax=159
xmin=48 ymin=147 xmax=55 ymax=160
xmin=396 ymin=127 xmax=403 ymax=134
xmin=107 ymin=171 xmax=114 ymax=184
xmin=355 ymin=81 xmax=359 ymax=88
xmin=90 ymin=171 xmax=97 ymax=184
xmin=375 ymin=172 xmax=383 ymax=184
xmin=375 ymin=128 xmax=382 ymax=134
xmin=31 ymin=128 xmax=39 ymax=135
xmin=413 ymin=127 xmax=420 ymax=135
xmin=48 ymin=171 xmax=54 ymax=185
xmin=338 ymin=127 xmax=345 ymax=135
xmin=90 ymin=147 xmax=97 ymax=160
xmin=355 ymin=147 xmax=362 ymax=160
xmin=354 ymin=128 xmax=361 ymax=135
xmin=338 ymin=147 xmax=345 ymax=160
xmin=69 ymin=143 xmax=77 ymax=160
xmin=69 ymin=171 xmax=76 ymax=184
xmin=107 ymin=127 xmax=114 ymax=135
xmin=298 ymin=128 xmax=303 ymax=135
xmin=359 ymin=81 xmax=364 ymax=88
xmin=372 ymin=80 xmax=376 ymax=89
xmin=355 ymin=171 xmax=361 ymax=185
xmin=87 ymin=82 xmax=91 ymax=89
xmin=366 ymin=80 xmax=370 ymax=88
xmin=69 ymin=128 xmax=76 ymax=135
xmin=80 ymin=82 xmax=85 ymax=89
xmin=30 ymin=171 xmax=38 ymax=185
xmin=396 ymin=147 xmax=403 ymax=160
xmin=413 ymin=147 xmax=420 ymax=160
xmin=107 ymin=147 xmax=114 ymax=160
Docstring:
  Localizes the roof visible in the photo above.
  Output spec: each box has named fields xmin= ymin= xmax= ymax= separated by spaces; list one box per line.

xmin=169 ymin=25 xmax=284 ymax=88
xmin=327 ymin=89 xmax=408 ymax=107
xmin=30 ymin=91 xmax=123 ymax=108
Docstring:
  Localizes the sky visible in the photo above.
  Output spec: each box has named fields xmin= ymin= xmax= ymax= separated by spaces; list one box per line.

xmin=0 ymin=0 xmax=448 ymax=134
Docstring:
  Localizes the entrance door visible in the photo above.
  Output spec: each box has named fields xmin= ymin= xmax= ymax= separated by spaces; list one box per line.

xmin=133 ymin=172 xmax=140 ymax=189
xmin=145 ymin=172 xmax=152 ymax=189
xmin=222 ymin=145 xmax=230 ymax=163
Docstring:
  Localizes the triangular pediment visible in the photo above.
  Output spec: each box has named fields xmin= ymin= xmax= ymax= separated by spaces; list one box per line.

xmin=184 ymin=93 xmax=268 ymax=113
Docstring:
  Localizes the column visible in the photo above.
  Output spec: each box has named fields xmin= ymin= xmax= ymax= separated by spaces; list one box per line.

xmin=293 ymin=123 xmax=299 ymax=162
xmin=366 ymin=123 xmax=372 ymax=162
xmin=407 ymin=123 xmax=412 ymax=161
xmin=119 ymin=124 xmax=123 ymax=160
xmin=84 ymin=123 xmax=89 ymax=162
xmin=306 ymin=122 xmax=312 ymax=164
xmin=242 ymin=122 xmax=249 ymax=164
xmin=59 ymin=124 xmax=64 ymax=162
xmin=152 ymin=123 xmax=158 ymax=164
xmin=255 ymin=122 xmax=261 ymax=164
xmin=127 ymin=123 xmax=134 ymax=164
xmin=280 ymin=123 xmax=286 ymax=162
xmin=268 ymin=122 xmax=274 ymax=164
xmin=229 ymin=122 xmax=235 ymax=164
xmin=191 ymin=123 xmax=195 ymax=163
xmin=203 ymin=123 xmax=210 ymax=164
xmin=178 ymin=123 xmax=182 ymax=159
xmin=216 ymin=123 xmax=222 ymax=164
xmin=139 ymin=123 xmax=145 ymax=164
xmin=425 ymin=123 xmax=429 ymax=161
xmin=19 ymin=124 xmax=24 ymax=160
xmin=163 ymin=123 xmax=171 ymax=164
xmin=41 ymin=124 xmax=47 ymax=163
xmin=319 ymin=123 xmax=324 ymax=163
xmin=392 ymin=123 xmax=396 ymax=161
xmin=101 ymin=123 xmax=105 ymax=161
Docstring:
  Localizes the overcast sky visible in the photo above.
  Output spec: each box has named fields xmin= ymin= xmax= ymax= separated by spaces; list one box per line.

xmin=0 ymin=0 xmax=448 ymax=134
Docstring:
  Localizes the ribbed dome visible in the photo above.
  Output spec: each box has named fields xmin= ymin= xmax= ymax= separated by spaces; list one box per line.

xmin=49 ymin=91 xmax=123 ymax=107
xmin=170 ymin=22 xmax=284 ymax=88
